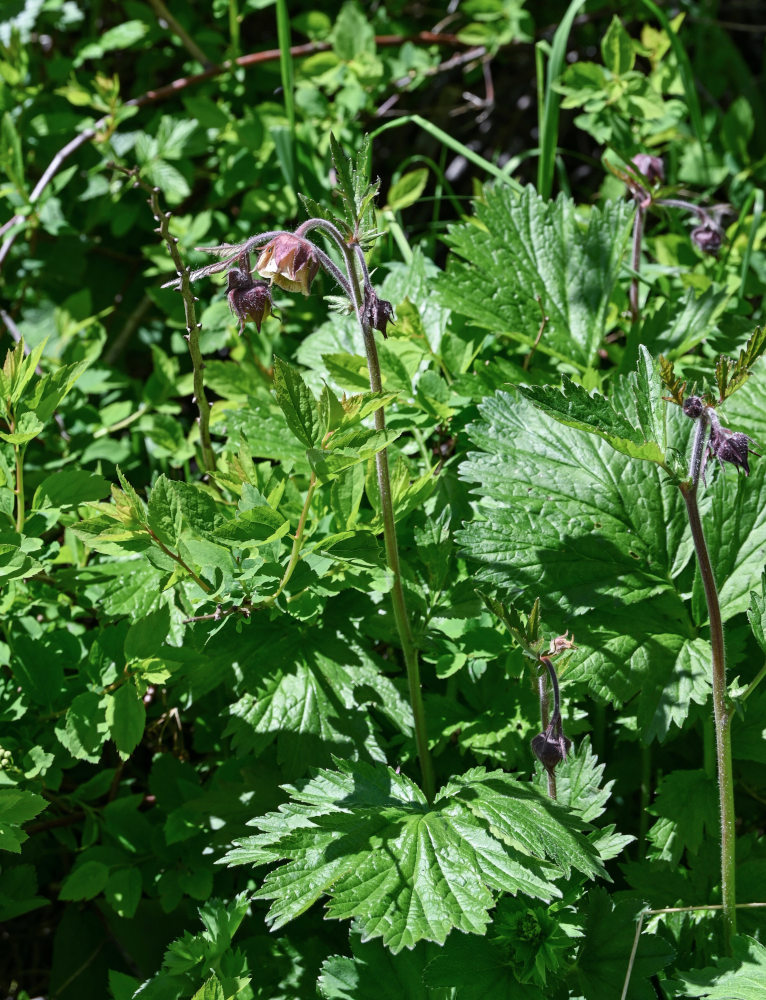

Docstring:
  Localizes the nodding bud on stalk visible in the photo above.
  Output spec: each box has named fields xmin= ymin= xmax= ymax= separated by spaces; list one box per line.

xmin=631 ymin=153 xmax=664 ymax=186
xmin=691 ymin=222 xmax=724 ymax=255
xmin=683 ymin=395 xmax=760 ymax=480
xmin=531 ymin=655 xmax=571 ymax=776
xmin=363 ymin=289 xmax=395 ymax=339
xmin=226 ymin=259 xmax=273 ymax=333
xmin=255 ymin=233 xmax=320 ymax=295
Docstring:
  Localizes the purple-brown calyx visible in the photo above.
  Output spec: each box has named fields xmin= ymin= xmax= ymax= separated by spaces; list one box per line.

xmin=227 ymin=263 xmax=273 ymax=333
xmin=363 ymin=289 xmax=395 ymax=339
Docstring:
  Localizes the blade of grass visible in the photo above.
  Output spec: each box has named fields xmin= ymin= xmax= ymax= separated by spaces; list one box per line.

xmin=536 ymin=0 xmax=587 ymax=199
xmin=276 ymin=0 xmax=295 ymax=135
xmin=274 ymin=0 xmax=297 ymax=194
xmin=369 ymin=115 xmax=523 ymax=193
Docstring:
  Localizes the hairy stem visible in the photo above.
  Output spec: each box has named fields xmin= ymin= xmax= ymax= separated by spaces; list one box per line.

xmin=629 ymin=203 xmax=645 ymax=325
xmin=537 ymin=666 xmax=555 ymax=798
xmin=15 ymin=442 xmax=25 ymax=533
xmin=305 ymin=223 xmax=435 ymax=800
xmin=364 ymin=322 xmax=435 ymax=802
xmin=681 ymin=440 xmax=736 ymax=950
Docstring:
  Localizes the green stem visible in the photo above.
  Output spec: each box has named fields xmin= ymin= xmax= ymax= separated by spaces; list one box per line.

xmin=629 ymin=203 xmax=645 ymax=325
xmin=736 ymin=661 xmax=766 ymax=706
xmin=681 ymin=474 xmax=736 ymax=951
xmin=147 ymin=529 xmax=212 ymax=594
xmin=363 ymin=320 xmax=435 ymax=802
xmin=294 ymin=217 xmax=435 ymax=801
xmin=14 ymin=442 xmax=25 ymax=532
xmin=265 ymin=474 xmax=317 ymax=605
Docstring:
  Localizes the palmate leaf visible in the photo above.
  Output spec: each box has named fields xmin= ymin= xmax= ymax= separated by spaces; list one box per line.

xmin=670 ymin=935 xmax=766 ymax=999
xmin=191 ymin=617 xmax=411 ymax=779
xmin=318 ymin=930 xmax=435 ymax=1000
xmin=573 ymin=888 xmax=674 ymax=1000
xmin=436 ymin=185 xmax=633 ymax=370
xmin=458 ymin=389 xmax=720 ymax=740
xmin=223 ymin=760 xmax=603 ymax=954
xmin=516 ymin=347 xmax=667 ymax=465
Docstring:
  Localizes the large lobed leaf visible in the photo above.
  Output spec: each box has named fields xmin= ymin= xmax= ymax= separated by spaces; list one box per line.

xmin=436 ymin=185 xmax=633 ymax=371
xmin=223 ymin=759 xmax=604 ymax=953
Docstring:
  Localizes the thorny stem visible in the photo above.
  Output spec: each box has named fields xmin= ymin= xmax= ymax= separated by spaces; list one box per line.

xmin=681 ymin=411 xmax=737 ymax=952
xmin=302 ymin=220 xmax=436 ymax=801
xmin=538 ymin=655 xmax=561 ymax=799
xmin=145 ymin=186 xmax=216 ymax=474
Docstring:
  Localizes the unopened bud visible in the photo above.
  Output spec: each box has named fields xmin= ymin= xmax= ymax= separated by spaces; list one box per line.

xmin=691 ymin=222 xmax=723 ymax=255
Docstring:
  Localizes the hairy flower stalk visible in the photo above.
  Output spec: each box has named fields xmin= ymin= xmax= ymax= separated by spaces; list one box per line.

xmin=623 ymin=154 xmax=727 ymax=325
xmin=292 ymin=218 xmax=435 ymax=802
xmin=531 ymin=654 xmax=571 ymax=801
xmin=188 ymin=219 xmax=435 ymax=801
xmin=680 ymin=395 xmax=751 ymax=953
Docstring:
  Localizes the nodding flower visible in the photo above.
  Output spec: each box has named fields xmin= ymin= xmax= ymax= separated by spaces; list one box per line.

xmin=255 ymin=233 xmax=320 ymax=295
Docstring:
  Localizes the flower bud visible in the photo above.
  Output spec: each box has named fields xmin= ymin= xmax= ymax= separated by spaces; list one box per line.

xmin=682 ymin=395 xmax=705 ymax=420
xmin=691 ymin=222 xmax=723 ymax=255
xmin=631 ymin=153 xmax=664 ymax=186
xmin=227 ymin=267 xmax=273 ymax=333
xmin=531 ymin=724 xmax=571 ymax=775
xmin=362 ymin=289 xmax=395 ymax=339
xmin=709 ymin=424 xmax=759 ymax=476
xmin=255 ymin=233 xmax=320 ymax=295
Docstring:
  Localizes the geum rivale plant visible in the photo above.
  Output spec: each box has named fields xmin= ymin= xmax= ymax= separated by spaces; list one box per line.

xmin=151 ymin=139 xmax=617 ymax=962
xmin=462 ymin=332 xmax=766 ymax=969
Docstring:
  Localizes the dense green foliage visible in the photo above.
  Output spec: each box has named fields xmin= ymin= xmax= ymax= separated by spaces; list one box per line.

xmin=2 ymin=2 xmax=766 ymax=998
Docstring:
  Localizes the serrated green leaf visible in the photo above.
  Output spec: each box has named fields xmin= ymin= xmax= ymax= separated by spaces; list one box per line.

xmin=459 ymin=390 xmax=718 ymax=738
xmin=209 ymin=617 xmax=409 ymax=777
xmin=691 ymin=452 xmax=766 ymax=621
xmin=190 ymin=975 xmax=224 ymax=1000
xmin=225 ymin=760 xmax=601 ymax=952
xmin=516 ymin=371 xmax=666 ymax=466
xmin=318 ymin=931 xmax=433 ymax=1000
xmin=0 ymin=789 xmax=47 ymax=853
xmin=532 ymin=737 xmax=614 ymax=823
xmin=106 ymin=684 xmax=146 ymax=759
xmin=273 ymin=355 xmax=319 ymax=449
xmin=671 ymin=935 xmax=766 ymax=998
xmin=59 ymin=860 xmax=109 ymax=901
xmin=573 ymin=888 xmax=673 ymax=999
xmin=437 ymin=187 xmax=633 ymax=369
xmin=601 ymin=16 xmax=635 ymax=75
xmin=646 ymin=769 xmax=719 ymax=864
